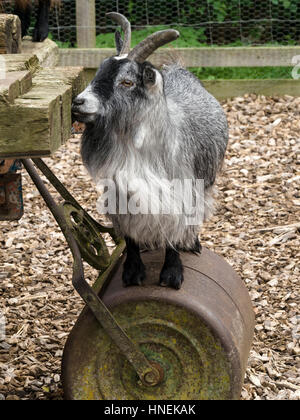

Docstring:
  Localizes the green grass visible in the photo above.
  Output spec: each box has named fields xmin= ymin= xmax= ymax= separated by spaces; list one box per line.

xmin=48 ymin=32 xmax=73 ymax=48
xmin=190 ymin=67 xmax=293 ymax=80
xmin=51 ymin=24 xmax=298 ymax=49
xmin=95 ymin=26 xmax=297 ymax=49
xmin=95 ymin=26 xmax=208 ymax=48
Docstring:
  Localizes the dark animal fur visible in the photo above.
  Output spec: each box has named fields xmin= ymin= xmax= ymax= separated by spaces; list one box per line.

xmin=0 ymin=0 xmax=60 ymax=41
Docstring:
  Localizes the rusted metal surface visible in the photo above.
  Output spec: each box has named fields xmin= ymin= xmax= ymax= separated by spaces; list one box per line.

xmin=62 ymin=201 xmax=111 ymax=271
xmin=0 ymin=160 xmax=15 ymax=175
xmin=0 ymin=159 xmax=23 ymax=221
xmin=31 ymin=158 xmax=120 ymax=244
xmin=62 ymin=248 xmax=255 ymax=400
xmin=22 ymin=158 xmax=161 ymax=387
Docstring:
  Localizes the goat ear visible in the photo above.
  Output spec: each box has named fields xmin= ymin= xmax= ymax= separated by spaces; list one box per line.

xmin=115 ymin=30 xmax=124 ymax=55
xmin=143 ymin=66 xmax=156 ymax=86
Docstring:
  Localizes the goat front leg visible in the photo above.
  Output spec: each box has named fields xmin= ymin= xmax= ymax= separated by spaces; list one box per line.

xmin=33 ymin=0 xmax=50 ymax=42
xmin=14 ymin=0 xmax=32 ymax=38
xmin=122 ymin=237 xmax=146 ymax=287
xmin=160 ymin=247 xmax=184 ymax=290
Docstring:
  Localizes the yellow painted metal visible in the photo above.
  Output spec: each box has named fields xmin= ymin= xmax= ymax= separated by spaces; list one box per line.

xmin=63 ymin=300 xmax=231 ymax=400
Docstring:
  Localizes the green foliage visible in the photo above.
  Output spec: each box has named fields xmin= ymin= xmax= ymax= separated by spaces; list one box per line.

xmin=48 ymin=33 xmax=73 ymax=48
xmin=207 ymin=0 xmax=228 ymax=22
xmin=101 ymin=0 xmax=300 ymax=45
xmin=190 ymin=66 xmax=293 ymax=80
xmin=96 ymin=26 xmax=207 ymax=48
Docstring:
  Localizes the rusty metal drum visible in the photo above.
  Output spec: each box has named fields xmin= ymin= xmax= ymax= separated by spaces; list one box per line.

xmin=62 ymin=248 xmax=255 ymax=400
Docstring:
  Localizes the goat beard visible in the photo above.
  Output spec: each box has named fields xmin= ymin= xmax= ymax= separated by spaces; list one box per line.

xmin=0 ymin=0 xmax=61 ymax=11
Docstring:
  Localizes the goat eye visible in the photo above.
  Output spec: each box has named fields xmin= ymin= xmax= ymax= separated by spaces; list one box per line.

xmin=120 ymin=79 xmax=134 ymax=88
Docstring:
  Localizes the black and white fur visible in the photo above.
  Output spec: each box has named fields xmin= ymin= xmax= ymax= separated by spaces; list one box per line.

xmin=72 ymin=50 xmax=228 ymax=290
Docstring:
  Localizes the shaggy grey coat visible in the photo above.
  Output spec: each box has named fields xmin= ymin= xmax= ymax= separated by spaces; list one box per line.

xmin=75 ymin=59 xmax=228 ymax=250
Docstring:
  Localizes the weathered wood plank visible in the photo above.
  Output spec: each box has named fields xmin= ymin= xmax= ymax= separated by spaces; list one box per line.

xmin=64 ymin=66 xmax=86 ymax=98
xmin=0 ymin=93 xmax=62 ymax=158
xmin=59 ymin=46 xmax=300 ymax=68
xmin=202 ymin=79 xmax=300 ymax=100
xmin=83 ymin=68 xmax=97 ymax=84
xmin=1 ymin=53 xmax=39 ymax=74
xmin=0 ymin=41 xmax=62 ymax=106
xmin=76 ymin=0 xmax=96 ymax=48
xmin=0 ymin=71 xmax=32 ymax=104
xmin=153 ymin=47 xmax=300 ymax=68
xmin=21 ymin=37 xmax=59 ymax=68
xmin=0 ymin=66 xmax=86 ymax=158
xmin=1 ymin=39 xmax=58 ymax=79
xmin=0 ymin=14 xmax=22 ymax=54
xmin=32 ymin=67 xmax=85 ymax=98
xmin=21 ymin=84 xmax=72 ymax=146
xmin=59 ymin=48 xmax=114 ymax=67
xmin=32 ymin=67 xmax=85 ymax=143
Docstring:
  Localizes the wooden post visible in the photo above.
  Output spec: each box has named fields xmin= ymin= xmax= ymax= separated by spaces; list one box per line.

xmin=76 ymin=0 xmax=96 ymax=48
xmin=0 ymin=14 xmax=22 ymax=54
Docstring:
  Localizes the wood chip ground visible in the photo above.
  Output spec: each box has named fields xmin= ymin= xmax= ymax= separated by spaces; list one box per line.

xmin=0 ymin=94 xmax=299 ymax=400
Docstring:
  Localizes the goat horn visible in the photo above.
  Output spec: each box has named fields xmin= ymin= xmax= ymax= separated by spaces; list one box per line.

xmin=106 ymin=12 xmax=131 ymax=55
xmin=128 ymin=29 xmax=180 ymax=63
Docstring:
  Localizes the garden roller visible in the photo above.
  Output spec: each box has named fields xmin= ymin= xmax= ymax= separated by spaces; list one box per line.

xmin=62 ymin=241 xmax=255 ymax=400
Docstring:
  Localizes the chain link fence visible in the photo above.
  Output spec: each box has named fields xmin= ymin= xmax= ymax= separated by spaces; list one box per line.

xmin=1 ymin=0 xmax=300 ymax=47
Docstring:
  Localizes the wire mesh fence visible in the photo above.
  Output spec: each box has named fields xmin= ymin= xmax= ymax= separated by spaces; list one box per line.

xmin=1 ymin=0 xmax=300 ymax=47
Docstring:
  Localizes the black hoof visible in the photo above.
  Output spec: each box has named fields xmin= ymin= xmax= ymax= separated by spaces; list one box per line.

xmin=177 ymin=237 xmax=202 ymax=255
xmin=122 ymin=260 xmax=146 ymax=287
xmin=160 ymin=266 xmax=184 ymax=290
xmin=33 ymin=27 xmax=49 ymax=42
xmin=192 ymin=237 xmax=202 ymax=255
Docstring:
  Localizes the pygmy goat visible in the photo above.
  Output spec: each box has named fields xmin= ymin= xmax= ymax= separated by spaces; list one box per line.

xmin=0 ymin=0 xmax=60 ymax=42
xmin=72 ymin=13 xmax=229 ymax=290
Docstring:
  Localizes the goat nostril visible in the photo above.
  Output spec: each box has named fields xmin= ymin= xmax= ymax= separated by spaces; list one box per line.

xmin=73 ymin=97 xmax=85 ymax=107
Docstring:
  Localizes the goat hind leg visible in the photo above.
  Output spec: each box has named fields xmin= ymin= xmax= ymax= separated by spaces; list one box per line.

xmin=14 ymin=0 xmax=32 ymax=38
xmin=33 ymin=0 xmax=50 ymax=42
xmin=122 ymin=237 xmax=146 ymax=287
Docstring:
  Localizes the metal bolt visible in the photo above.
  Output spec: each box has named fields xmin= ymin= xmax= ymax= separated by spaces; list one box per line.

xmin=141 ymin=362 xmax=165 ymax=387
xmin=143 ymin=370 xmax=158 ymax=386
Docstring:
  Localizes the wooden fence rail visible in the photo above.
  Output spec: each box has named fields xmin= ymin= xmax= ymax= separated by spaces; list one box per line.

xmin=59 ymin=46 xmax=300 ymax=99
xmin=59 ymin=46 xmax=300 ymax=68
